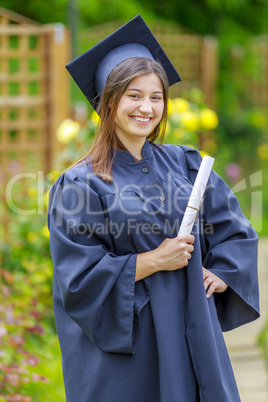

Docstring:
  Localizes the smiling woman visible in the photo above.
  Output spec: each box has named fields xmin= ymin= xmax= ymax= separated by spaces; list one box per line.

xmin=48 ymin=15 xmax=259 ymax=402
xmin=82 ymin=55 xmax=170 ymax=179
xmin=114 ymin=73 xmax=164 ymax=160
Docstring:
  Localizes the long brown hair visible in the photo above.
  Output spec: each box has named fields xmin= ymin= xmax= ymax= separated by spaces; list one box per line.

xmin=75 ymin=57 xmax=169 ymax=182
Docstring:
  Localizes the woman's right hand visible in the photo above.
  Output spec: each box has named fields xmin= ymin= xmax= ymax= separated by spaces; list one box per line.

xmin=152 ymin=235 xmax=195 ymax=271
xmin=135 ymin=235 xmax=195 ymax=281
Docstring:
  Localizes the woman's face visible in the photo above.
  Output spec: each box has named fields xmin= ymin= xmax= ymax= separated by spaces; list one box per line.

xmin=114 ymin=72 xmax=164 ymax=149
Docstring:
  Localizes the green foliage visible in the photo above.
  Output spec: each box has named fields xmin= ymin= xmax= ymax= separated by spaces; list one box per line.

xmin=3 ymin=0 xmax=268 ymax=38
xmin=215 ymin=110 xmax=265 ymax=171
xmin=0 ymin=0 xmax=68 ymax=25
xmin=258 ymin=322 xmax=268 ymax=363
xmin=0 ymin=264 xmax=64 ymax=400
xmin=212 ymin=107 xmax=268 ymax=234
xmin=78 ymin=0 xmax=154 ymax=27
xmin=0 ymin=176 xmax=65 ymax=400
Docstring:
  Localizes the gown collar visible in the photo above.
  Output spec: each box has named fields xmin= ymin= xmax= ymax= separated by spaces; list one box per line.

xmin=112 ymin=139 xmax=154 ymax=164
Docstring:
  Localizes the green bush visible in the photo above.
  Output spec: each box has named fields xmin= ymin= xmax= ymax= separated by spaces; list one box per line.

xmin=1 ymin=177 xmax=65 ymax=400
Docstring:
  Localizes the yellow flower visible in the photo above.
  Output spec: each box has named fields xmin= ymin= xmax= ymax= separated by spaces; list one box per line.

xmin=173 ymin=128 xmax=185 ymax=139
xmin=27 ymin=232 xmax=38 ymax=243
xmin=180 ymin=111 xmax=199 ymax=132
xmin=47 ymin=169 xmax=61 ymax=182
xmin=172 ymin=98 xmax=190 ymax=113
xmin=168 ymin=98 xmax=190 ymax=116
xmin=43 ymin=189 xmax=50 ymax=210
xmin=257 ymin=143 xmax=268 ymax=160
xmin=41 ymin=225 xmax=50 ymax=238
xmin=91 ymin=110 xmax=101 ymax=126
xmin=32 ymin=272 xmax=47 ymax=283
xmin=57 ymin=119 xmax=80 ymax=143
xmin=165 ymin=121 xmax=171 ymax=135
xmin=167 ymin=99 xmax=175 ymax=115
xmin=200 ymin=150 xmax=210 ymax=158
xmin=199 ymin=109 xmax=219 ymax=130
xmin=28 ymin=186 xmax=37 ymax=197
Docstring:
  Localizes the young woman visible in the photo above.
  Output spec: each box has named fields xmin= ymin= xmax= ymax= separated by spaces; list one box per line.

xmin=48 ymin=15 xmax=259 ymax=402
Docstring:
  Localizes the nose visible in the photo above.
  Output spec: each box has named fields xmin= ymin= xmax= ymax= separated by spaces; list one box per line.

xmin=138 ymin=99 xmax=152 ymax=114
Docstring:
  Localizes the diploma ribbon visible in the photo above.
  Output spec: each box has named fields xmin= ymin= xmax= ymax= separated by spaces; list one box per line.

xmin=186 ymin=195 xmax=206 ymax=226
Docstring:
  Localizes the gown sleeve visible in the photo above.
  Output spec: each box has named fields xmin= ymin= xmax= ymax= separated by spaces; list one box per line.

xmin=47 ymin=168 xmax=140 ymax=354
xmin=180 ymin=146 xmax=260 ymax=331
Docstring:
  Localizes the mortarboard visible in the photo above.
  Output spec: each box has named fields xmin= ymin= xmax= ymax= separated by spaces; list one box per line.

xmin=66 ymin=14 xmax=182 ymax=110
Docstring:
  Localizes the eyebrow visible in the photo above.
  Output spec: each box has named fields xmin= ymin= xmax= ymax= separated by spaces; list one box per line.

xmin=126 ymin=88 xmax=163 ymax=94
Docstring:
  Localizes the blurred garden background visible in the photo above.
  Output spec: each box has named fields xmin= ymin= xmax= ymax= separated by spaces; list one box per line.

xmin=0 ymin=0 xmax=267 ymax=400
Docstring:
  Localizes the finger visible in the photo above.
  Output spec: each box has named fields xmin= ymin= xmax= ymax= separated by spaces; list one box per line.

xmin=214 ymin=280 xmax=228 ymax=293
xmin=187 ymin=244 xmax=194 ymax=253
xmin=184 ymin=245 xmax=194 ymax=255
xmin=206 ymin=282 xmax=217 ymax=298
xmin=182 ymin=252 xmax=192 ymax=266
xmin=203 ymin=269 xmax=211 ymax=281
xmin=202 ymin=267 xmax=210 ymax=277
xmin=179 ymin=234 xmax=195 ymax=244
xmin=174 ymin=240 xmax=194 ymax=255
xmin=204 ymin=278 xmax=212 ymax=291
xmin=203 ymin=271 xmax=209 ymax=280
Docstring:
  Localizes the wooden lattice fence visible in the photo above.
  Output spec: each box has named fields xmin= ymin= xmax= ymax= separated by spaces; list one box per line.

xmin=80 ymin=20 xmax=218 ymax=107
xmin=228 ymin=34 xmax=268 ymax=113
xmin=248 ymin=34 xmax=268 ymax=111
xmin=0 ymin=8 xmax=69 ymax=238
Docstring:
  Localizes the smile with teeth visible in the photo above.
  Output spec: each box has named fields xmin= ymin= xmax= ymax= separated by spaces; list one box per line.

xmin=131 ymin=116 xmax=152 ymax=123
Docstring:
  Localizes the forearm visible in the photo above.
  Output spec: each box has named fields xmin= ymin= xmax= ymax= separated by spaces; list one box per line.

xmin=135 ymin=235 xmax=195 ymax=282
xmin=135 ymin=250 xmax=158 ymax=282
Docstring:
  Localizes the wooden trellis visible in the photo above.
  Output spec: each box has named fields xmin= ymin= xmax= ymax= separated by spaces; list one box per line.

xmin=248 ymin=34 xmax=268 ymax=110
xmin=0 ymin=8 xmax=69 ymax=238
xmin=80 ymin=20 xmax=218 ymax=107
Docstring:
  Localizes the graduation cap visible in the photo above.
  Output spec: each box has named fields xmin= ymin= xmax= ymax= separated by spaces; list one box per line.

xmin=66 ymin=14 xmax=182 ymax=110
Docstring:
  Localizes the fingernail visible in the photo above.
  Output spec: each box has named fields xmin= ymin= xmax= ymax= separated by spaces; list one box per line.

xmin=206 ymin=293 xmax=210 ymax=298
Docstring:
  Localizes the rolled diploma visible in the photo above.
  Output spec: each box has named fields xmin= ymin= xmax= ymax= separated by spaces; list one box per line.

xmin=177 ymin=155 xmax=215 ymax=236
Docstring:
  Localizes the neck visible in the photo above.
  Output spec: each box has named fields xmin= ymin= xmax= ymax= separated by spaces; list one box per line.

xmin=115 ymin=136 xmax=146 ymax=161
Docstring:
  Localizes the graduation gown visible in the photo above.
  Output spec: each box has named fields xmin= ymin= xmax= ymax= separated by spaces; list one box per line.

xmin=48 ymin=140 xmax=259 ymax=402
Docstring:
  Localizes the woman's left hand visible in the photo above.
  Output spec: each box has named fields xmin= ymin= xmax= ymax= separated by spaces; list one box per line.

xmin=202 ymin=267 xmax=228 ymax=298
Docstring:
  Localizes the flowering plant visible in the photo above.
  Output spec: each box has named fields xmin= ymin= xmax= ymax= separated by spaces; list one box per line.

xmin=1 ymin=173 xmax=64 ymax=400
xmin=164 ymin=92 xmax=218 ymax=157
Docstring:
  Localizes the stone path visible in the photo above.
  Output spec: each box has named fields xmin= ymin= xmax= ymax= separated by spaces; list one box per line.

xmin=224 ymin=237 xmax=268 ymax=402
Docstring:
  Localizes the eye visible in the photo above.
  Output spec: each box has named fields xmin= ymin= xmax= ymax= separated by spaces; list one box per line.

xmin=152 ymin=96 xmax=163 ymax=101
xmin=128 ymin=94 xmax=140 ymax=99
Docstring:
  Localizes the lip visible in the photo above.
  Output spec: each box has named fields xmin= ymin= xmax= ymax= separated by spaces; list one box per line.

xmin=130 ymin=116 xmax=153 ymax=124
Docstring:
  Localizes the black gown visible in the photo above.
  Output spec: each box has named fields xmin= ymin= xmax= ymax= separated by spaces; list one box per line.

xmin=48 ymin=141 xmax=259 ymax=401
